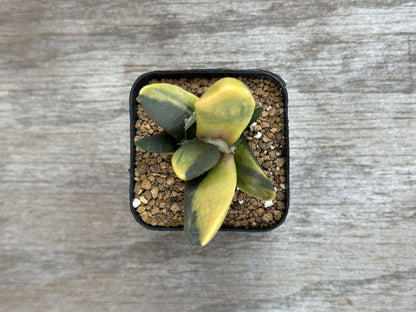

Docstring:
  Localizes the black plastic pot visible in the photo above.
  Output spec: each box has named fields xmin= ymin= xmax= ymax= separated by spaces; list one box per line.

xmin=129 ymin=69 xmax=289 ymax=232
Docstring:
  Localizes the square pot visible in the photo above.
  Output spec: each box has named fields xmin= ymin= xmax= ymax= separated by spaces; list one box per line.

xmin=129 ymin=69 xmax=289 ymax=232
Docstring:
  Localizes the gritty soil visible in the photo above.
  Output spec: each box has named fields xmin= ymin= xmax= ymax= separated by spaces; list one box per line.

xmin=133 ymin=76 xmax=287 ymax=229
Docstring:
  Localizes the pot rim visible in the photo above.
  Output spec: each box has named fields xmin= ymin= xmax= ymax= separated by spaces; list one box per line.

xmin=129 ymin=69 xmax=289 ymax=232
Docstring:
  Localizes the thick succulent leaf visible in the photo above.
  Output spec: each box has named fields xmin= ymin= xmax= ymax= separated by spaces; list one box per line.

xmin=184 ymin=154 xmax=236 ymax=246
xmin=195 ymin=78 xmax=255 ymax=146
xmin=138 ymin=83 xmax=199 ymax=140
xmin=185 ymin=120 xmax=197 ymax=140
xmin=135 ymin=132 xmax=178 ymax=154
xmin=234 ymin=138 xmax=275 ymax=200
xmin=172 ymin=140 xmax=221 ymax=181
xmin=246 ymin=105 xmax=263 ymax=130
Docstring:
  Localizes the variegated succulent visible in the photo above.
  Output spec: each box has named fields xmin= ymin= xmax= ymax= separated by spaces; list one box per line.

xmin=136 ymin=78 xmax=275 ymax=246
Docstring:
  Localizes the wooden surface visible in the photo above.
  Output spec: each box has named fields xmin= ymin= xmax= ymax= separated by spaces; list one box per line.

xmin=1 ymin=0 xmax=415 ymax=311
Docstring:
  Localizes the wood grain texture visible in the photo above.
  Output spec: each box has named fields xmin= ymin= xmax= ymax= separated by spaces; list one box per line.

xmin=1 ymin=0 xmax=415 ymax=311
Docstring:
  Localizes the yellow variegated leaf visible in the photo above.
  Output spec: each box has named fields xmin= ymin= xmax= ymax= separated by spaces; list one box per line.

xmin=195 ymin=78 xmax=255 ymax=146
xmin=234 ymin=138 xmax=275 ymax=200
xmin=138 ymin=83 xmax=198 ymax=140
xmin=172 ymin=140 xmax=221 ymax=181
xmin=184 ymin=153 xmax=236 ymax=246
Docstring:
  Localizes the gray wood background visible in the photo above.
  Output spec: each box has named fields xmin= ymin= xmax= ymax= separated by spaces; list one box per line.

xmin=1 ymin=0 xmax=415 ymax=311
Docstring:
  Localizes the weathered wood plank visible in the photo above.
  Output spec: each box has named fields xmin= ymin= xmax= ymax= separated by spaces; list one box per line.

xmin=1 ymin=0 xmax=415 ymax=311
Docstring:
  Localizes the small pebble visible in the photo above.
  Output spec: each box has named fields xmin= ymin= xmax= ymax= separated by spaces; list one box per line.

xmin=254 ymin=131 xmax=262 ymax=139
xmin=151 ymin=187 xmax=158 ymax=199
xmin=262 ymin=213 xmax=273 ymax=223
xmin=141 ymin=178 xmax=152 ymax=190
xmin=139 ymin=195 xmax=148 ymax=204
xmin=143 ymin=191 xmax=152 ymax=201
xmin=264 ymin=200 xmax=274 ymax=208
xmin=256 ymin=208 xmax=265 ymax=216
xmin=132 ymin=198 xmax=141 ymax=208
xmin=254 ymin=87 xmax=264 ymax=95
xmin=250 ymin=122 xmax=257 ymax=131
xmin=273 ymin=210 xmax=282 ymax=219
xmin=277 ymin=201 xmax=285 ymax=210
xmin=277 ymin=192 xmax=285 ymax=201
xmin=275 ymin=158 xmax=285 ymax=168
xmin=253 ymin=124 xmax=262 ymax=131
xmin=269 ymin=108 xmax=277 ymax=117
xmin=170 ymin=202 xmax=181 ymax=212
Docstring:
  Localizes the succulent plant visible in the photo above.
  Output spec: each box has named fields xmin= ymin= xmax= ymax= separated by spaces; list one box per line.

xmin=136 ymin=77 xmax=275 ymax=246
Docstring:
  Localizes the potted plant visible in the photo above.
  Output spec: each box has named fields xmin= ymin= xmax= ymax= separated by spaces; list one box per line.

xmin=129 ymin=70 xmax=289 ymax=246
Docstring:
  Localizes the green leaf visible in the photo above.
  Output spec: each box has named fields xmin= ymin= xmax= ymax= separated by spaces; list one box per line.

xmin=184 ymin=154 xmax=237 ymax=246
xmin=172 ymin=140 xmax=221 ymax=181
xmin=185 ymin=119 xmax=197 ymax=140
xmin=233 ymin=138 xmax=275 ymax=200
xmin=246 ymin=105 xmax=263 ymax=129
xmin=138 ymin=83 xmax=199 ymax=140
xmin=195 ymin=78 xmax=255 ymax=146
xmin=135 ymin=132 xmax=178 ymax=154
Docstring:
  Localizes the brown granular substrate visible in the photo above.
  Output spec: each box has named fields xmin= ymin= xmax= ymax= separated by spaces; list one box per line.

xmin=134 ymin=76 xmax=287 ymax=229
